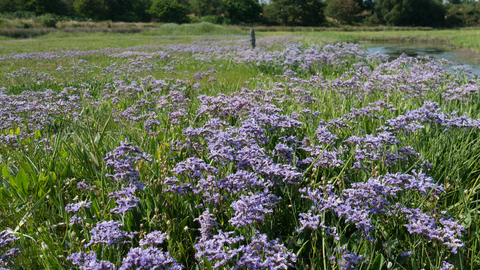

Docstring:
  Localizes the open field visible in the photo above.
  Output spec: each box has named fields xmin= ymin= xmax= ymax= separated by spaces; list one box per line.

xmin=0 ymin=33 xmax=479 ymax=269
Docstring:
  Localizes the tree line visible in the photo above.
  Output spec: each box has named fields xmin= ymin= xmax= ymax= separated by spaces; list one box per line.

xmin=0 ymin=0 xmax=479 ymax=27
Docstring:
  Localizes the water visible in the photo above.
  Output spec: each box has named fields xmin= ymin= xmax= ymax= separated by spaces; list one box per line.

xmin=361 ymin=41 xmax=480 ymax=75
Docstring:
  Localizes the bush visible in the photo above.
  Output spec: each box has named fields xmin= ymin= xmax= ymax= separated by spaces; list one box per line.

xmin=198 ymin=15 xmax=224 ymax=25
xmin=38 ymin=14 xmax=58 ymax=28
xmin=149 ymin=0 xmax=189 ymax=24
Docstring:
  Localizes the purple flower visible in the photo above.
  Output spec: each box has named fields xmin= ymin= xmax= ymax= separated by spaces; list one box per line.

xmin=139 ymin=231 xmax=168 ymax=247
xmin=84 ymin=221 xmax=136 ymax=248
xmin=119 ymin=247 xmax=183 ymax=270
xmin=335 ymin=247 xmax=363 ymax=270
xmin=234 ymin=232 xmax=297 ymax=270
xmin=229 ymin=192 xmax=280 ymax=228
xmin=67 ymin=251 xmax=116 ymax=270
xmin=194 ymin=230 xmax=244 ymax=269
xmin=194 ymin=209 xmax=218 ymax=242
xmin=65 ymin=201 xmax=92 ymax=213
xmin=108 ymin=186 xmax=140 ymax=217
xmin=437 ymin=261 xmax=454 ymax=270
xmin=104 ymin=140 xmax=152 ymax=189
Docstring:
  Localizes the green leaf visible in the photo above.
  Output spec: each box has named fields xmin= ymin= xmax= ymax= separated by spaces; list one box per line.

xmin=369 ymin=254 xmax=384 ymax=270
xmin=16 ymin=170 xmax=29 ymax=194
xmin=296 ymin=240 xmax=309 ymax=257
xmin=2 ymin=165 xmax=10 ymax=179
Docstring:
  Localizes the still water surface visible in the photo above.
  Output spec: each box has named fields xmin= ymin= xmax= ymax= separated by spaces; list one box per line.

xmin=362 ymin=41 xmax=480 ymax=75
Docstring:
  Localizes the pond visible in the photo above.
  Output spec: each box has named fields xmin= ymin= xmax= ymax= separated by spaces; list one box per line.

xmin=361 ymin=41 xmax=480 ymax=75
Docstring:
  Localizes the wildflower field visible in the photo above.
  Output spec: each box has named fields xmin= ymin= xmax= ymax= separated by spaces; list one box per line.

xmin=0 ymin=33 xmax=479 ymax=270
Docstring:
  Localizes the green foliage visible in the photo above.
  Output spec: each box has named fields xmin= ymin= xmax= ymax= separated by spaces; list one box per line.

xmin=149 ymin=0 xmax=189 ymax=24
xmin=73 ymin=0 xmax=107 ymax=20
xmin=375 ymin=0 xmax=446 ymax=27
xmin=38 ymin=13 xmax=58 ymax=27
xmin=0 ymin=0 xmax=20 ymax=13
xmin=265 ymin=0 xmax=326 ymax=26
xmin=189 ymin=0 xmax=224 ymax=17
xmin=325 ymin=0 xmax=361 ymax=24
xmin=195 ymin=15 xmax=224 ymax=24
xmin=22 ymin=0 xmax=67 ymax=14
xmin=0 ymin=0 xmax=66 ymax=14
xmin=446 ymin=3 xmax=480 ymax=27
xmin=222 ymin=0 xmax=261 ymax=23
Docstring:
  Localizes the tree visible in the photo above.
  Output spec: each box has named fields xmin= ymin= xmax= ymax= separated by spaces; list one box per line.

xmin=149 ymin=0 xmax=189 ymax=23
xmin=189 ymin=0 xmax=224 ymax=17
xmin=222 ymin=0 xmax=262 ymax=23
xmin=74 ymin=0 xmax=108 ymax=20
xmin=264 ymin=0 xmax=326 ymax=26
xmin=8 ymin=0 xmax=68 ymax=14
xmin=131 ymin=0 xmax=153 ymax=21
xmin=375 ymin=0 xmax=446 ymax=27
xmin=0 ymin=0 xmax=20 ymax=12
xmin=354 ymin=0 xmax=374 ymax=10
xmin=325 ymin=0 xmax=361 ymax=24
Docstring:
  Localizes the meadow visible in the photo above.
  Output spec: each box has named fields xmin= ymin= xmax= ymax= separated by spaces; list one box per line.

xmin=0 ymin=31 xmax=479 ymax=270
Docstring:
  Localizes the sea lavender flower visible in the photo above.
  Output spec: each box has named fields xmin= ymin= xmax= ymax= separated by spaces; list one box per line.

xmin=67 ymin=251 xmax=116 ymax=270
xmin=69 ymin=215 xmax=87 ymax=226
xmin=0 ymin=231 xmax=20 ymax=270
xmin=392 ymin=204 xmax=464 ymax=253
xmin=65 ymin=201 xmax=92 ymax=213
xmin=437 ymin=261 xmax=454 ymax=270
xmin=108 ymin=186 xmax=140 ymax=217
xmin=335 ymin=247 xmax=363 ymax=270
xmin=216 ymin=170 xmax=270 ymax=194
xmin=84 ymin=221 xmax=136 ymax=248
xmin=194 ymin=230 xmax=244 ymax=269
xmin=229 ymin=192 xmax=280 ymax=228
xmin=234 ymin=231 xmax=297 ymax=270
xmin=104 ymin=140 xmax=152 ymax=188
xmin=119 ymin=247 xmax=183 ymax=270
xmin=77 ymin=181 xmax=93 ymax=191
xmin=172 ymin=158 xmax=217 ymax=178
xmin=0 ymin=231 xmax=19 ymax=249
xmin=139 ymin=231 xmax=168 ymax=247
xmin=194 ymin=209 xmax=218 ymax=242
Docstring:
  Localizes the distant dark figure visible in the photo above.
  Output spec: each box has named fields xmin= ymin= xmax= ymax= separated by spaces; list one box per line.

xmin=250 ymin=29 xmax=256 ymax=49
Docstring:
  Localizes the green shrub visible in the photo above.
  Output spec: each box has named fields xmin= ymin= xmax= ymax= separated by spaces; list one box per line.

xmin=199 ymin=15 xmax=224 ymax=25
xmin=38 ymin=14 xmax=58 ymax=28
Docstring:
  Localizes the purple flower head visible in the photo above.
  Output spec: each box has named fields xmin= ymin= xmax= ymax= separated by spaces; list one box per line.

xmin=139 ymin=231 xmax=168 ymax=247
xmin=172 ymin=158 xmax=217 ymax=178
xmin=67 ymin=251 xmax=116 ymax=270
xmin=0 ymin=231 xmax=19 ymax=249
xmin=65 ymin=201 xmax=92 ymax=214
xmin=69 ymin=215 xmax=87 ymax=226
xmin=194 ymin=209 xmax=218 ymax=242
xmin=77 ymin=181 xmax=93 ymax=191
xmin=437 ymin=261 xmax=454 ymax=270
xmin=194 ymin=230 xmax=244 ymax=269
xmin=108 ymin=186 xmax=140 ymax=217
xmin=119 ymin=247 xmax=183 ymax=270
xmin=234 ymin=231 xmax=297 ymax=270
xmin=335 ymin=247 xmax=363 ymax=270
xmin=84 ymin=221 xmax=136 ymax=248
xmin=104 ymin=140 xmax=152 ymax=188
xmin=229 ymin=192 xmax=280 ymax=228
